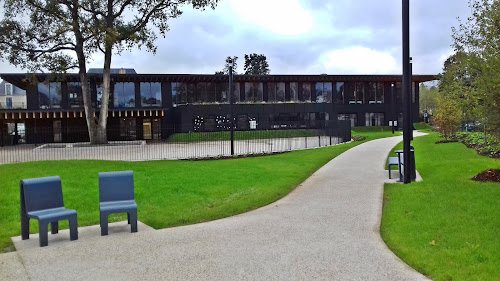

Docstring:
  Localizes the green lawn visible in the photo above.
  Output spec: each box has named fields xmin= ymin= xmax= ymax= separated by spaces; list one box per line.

xmin=0 ymin=130 xmax=395 ymax=253
xmin=381 ymin=132 xmax=500 ymax=281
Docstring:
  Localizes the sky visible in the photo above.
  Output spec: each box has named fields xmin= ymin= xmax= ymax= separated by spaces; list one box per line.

xmin=0 ymin=0 xmax=472 ymax=76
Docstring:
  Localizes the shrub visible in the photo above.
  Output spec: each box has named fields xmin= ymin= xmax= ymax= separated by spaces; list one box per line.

xmin=413 ymin=122 xmax=431 ymax=130
xmin=453 ymin=132 xmax=500 ymax=157
xmin=351 ymin=135 xmax=366 ymax=141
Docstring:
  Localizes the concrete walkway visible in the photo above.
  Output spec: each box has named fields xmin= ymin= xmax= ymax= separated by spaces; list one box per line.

xmin=1 ymin=134 xmax=429 ymax=281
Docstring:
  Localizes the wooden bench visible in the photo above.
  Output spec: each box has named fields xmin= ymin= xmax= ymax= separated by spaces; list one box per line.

xmin=388 ymin=157 xmax=400 ymax=179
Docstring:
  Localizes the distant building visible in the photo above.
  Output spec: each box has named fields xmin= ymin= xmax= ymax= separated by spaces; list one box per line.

xmin=0 ymin=69 xmax=436 ymax=145
xmin=0 ymin=80 xmax=26 ymax=110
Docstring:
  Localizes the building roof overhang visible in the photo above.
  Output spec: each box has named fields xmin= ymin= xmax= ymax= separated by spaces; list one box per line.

xmin=0 ymin=73 xmax=439 ymax=89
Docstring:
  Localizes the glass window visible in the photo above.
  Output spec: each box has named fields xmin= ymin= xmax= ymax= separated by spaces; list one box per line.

xmin=217 ymin=83 xmax=228 ymax=103
xmin=114 ymin=82 xmax=135 ymax=108
xmin=96 ymin=83 xmax=103 ymax=108
xmin=140 ymin=82 xmax=161 ymax=107
xmin=120 ymin=118 xmax=137 ymax=140
xmin=276 ymin=82 xmax=285 ymax=102
xmin=336 ymin=82 xmax=345 ymax=104
xmin=68 ymin=82 xmax=83 ymax=108
xmin=172 ymin=82 xmax=187 ymax=106
xmin=315 ymin=83 xmax=323 ymax=102
xmin=5 ymin=83 xmax=13 ymax=95
xmin=6 ymin=97 xmax=12 ymax=109
xmin=267 ymin=82 xmax=276 ymax=102
xmin=314 ymin=83 xmax=331 ymax=103
xmin=245 ymin=82 xmax=263 ymax=102
xmin=349 ymin=82 xmax=364 ymax=104
xmin=38 ymin=82 xmax=61 ymax=109
xmin=196 ymin=82 xmax=206 ymax=103
xmin=195 ymin=82 xmax=215 ymax=103
xmin=368 ymin=82 xmax=377 ymax=104
xmin=338 ymin=113 xmax=357 ymax=127
xmin=365 ymin=113 xmax=384 ymax=126
xmin=302 ymin=83 xmax=311 ymax=102
xmin=187 ymin=83 xmax=196 ymax=104
xmin=290 ymin=82 xmax=298 ymax=102
xmin=376 ymin=82 xmax=384 ymax=104
xmin=206 ymin=82 xmax=216 ymax=103
xmin=233 ymin=82 xmax=240 ymax=103
xmin=315 ymin=82 xmax=332 ymax=103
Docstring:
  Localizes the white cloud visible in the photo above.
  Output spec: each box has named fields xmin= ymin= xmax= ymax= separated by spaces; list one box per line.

xmin=229 ymin=0 xmax=313 ymax=36
xmin=319 ymin=47 xmax=399 ymax=74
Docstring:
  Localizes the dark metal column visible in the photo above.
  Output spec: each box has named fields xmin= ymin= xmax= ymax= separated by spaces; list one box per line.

xmin=402 ymin=0 xmax=411 ymax=184
xmin=229 ymin=60 xmax=234 ymax=155
xmin=391 ymin=83 xmax=395 ymax=134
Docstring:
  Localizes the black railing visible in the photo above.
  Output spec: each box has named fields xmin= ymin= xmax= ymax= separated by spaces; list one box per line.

xmin=0 ymin=121 xmax=351 ymax=164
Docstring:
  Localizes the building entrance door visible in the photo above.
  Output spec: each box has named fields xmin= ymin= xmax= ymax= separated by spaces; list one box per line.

xmin=143 ymin=120 xmax=152 ymax=140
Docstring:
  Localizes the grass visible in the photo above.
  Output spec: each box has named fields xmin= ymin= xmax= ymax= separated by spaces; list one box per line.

xmin=352 ymin=126 xmax=393 ymax=132
xmin=0 ymin=130 xmax=397 ymax=253
xmin=381 ymin=132 xmax=500 ymax=281
xmin=413 ymin=122 xmax=431 ymax=130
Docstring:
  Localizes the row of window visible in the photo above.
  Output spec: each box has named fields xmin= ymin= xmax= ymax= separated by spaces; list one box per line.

xmin=38 ymin=82 xmax=162 ymax=109
xmin=172 ymin=82 xmax=341 ymax=105
xmin=37 ymin=81 xmax=416 ymax=109
xmin=338 ymin=113 xmax=385 ymax=127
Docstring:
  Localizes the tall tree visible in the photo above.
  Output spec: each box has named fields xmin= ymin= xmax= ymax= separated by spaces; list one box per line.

xmin=86 ymin=0 xmax=218 ymax=143
xmin=215 ymin=56 xmax=238 ymax=75
xmin=445 ymin=0 xmax=500 ymax=137
xmin=244 ymin=53 xmax=270 ymax=75
xmin=0 ymin=0 xmax=98 ymax=142
xmin=419 ymin=83 xmax=438 ymax=119
xmin=0 ymin=0 xmax=219 ymax=144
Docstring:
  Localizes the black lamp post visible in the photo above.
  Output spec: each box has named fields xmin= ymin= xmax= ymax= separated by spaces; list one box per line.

xmin=228 ymin=58 xmax=234 ymax=155
xmin=402 ymin=0 xmax=411 ymax=184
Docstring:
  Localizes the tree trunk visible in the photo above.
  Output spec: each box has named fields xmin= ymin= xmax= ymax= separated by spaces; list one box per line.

xmin=94 ymin=0 xmax=116 ymax=144
xmin=71 ymin=1 xmax=98 ymax=144
xmin=97 ymin=48 xmax=111 ymax=144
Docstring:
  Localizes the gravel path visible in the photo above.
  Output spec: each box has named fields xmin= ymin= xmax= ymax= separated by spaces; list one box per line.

xmin=1 ymin=133 xmax=429 ymax=281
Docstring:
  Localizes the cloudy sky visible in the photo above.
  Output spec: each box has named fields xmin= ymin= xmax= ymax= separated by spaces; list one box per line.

xmin=0 ymin=0 xmax=471 ymax=75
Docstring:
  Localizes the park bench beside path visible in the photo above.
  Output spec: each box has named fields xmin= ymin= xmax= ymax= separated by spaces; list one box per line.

xmin=1 ymin=132 xmax=429 ymax=281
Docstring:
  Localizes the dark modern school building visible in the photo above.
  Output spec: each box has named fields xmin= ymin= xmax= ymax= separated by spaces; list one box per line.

xmin=0 ymin=69 xmax=436 ymax=144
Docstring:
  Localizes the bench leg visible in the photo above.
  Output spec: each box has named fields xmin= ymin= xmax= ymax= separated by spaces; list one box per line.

xmin=21 ymin=215 xmax=30 ymax=240
xmin=127 ymin=213 xmax=130 ymax=224
xmin=388 ymin=166 xmax=392 ymax=179
xmin=69 ymin=216 xmax=78 ymax=241
xmin=39 ymin=222 xmax=49 ymax=247
xmin=51 ymin=221 xmax=59 ymax=234
xmin=100 ymin=213 xmax=108 ymax=236
xmin=129 ymin=211 xmax=137 ymax=233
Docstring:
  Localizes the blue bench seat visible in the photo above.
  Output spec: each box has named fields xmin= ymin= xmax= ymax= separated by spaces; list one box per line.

xmin=99 ymin=171 xmax=138 ymax=236
xmin=26 ymin=207 xmax=77 ymax=221
xmin=100 ymin=200 xmax=137 ymax=213
xmin=20 ymin=176 xmax=78 ymax=247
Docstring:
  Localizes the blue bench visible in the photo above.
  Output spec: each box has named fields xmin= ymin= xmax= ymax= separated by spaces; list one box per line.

xmin=20 ymin=176 xmax=78 ymax=247
xmin=388 ymin=157 xmax=400 ymax=179
xmin=99 ymin=171 xmax=138 ymax=236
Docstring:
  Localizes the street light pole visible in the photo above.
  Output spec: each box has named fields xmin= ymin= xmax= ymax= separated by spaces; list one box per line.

xmin=402 ymin=0 xmax=411 ymax=184
xmin=391 ymin=83 xmax=395 ymax=134
xmin=229 ymin=59 xmax=234 ymax=156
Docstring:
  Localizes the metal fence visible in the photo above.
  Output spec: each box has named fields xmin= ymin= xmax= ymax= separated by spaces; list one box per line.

xmin=0 ymin=121 xmax=351 ymax=164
